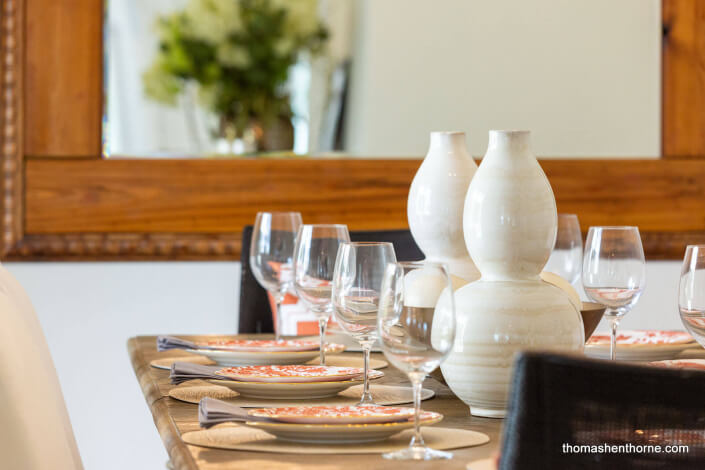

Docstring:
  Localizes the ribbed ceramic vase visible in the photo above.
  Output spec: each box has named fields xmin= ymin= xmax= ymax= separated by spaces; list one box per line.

xmin=441 ymin=130 xmax=584 ymax=418
xmin=407 ymin=131 xmax=480 ymax=283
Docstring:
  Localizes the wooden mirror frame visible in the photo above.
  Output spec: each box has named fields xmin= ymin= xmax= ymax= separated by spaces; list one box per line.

xmin=1 ymin=0 xmax=704 ymax=261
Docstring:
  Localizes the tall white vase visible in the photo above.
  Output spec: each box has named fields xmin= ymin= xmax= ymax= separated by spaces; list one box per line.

xmin=441 ymin=130 xmax=584 ymax=418
xmin=407 ymin=132 xmax=480 ymax=282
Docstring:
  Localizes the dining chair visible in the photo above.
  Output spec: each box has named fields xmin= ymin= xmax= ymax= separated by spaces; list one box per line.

xmin=238 ymin=226 xmax=423 ymax=333
xmin=0 ymin=265 xmax=83 ymax=470
xmin=500 ymin=351 xmax=705 ymax=470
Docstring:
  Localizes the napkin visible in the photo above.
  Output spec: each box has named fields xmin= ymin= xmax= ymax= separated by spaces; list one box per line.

xmin=198 ymin=397 xmax=276 ymax=428
xmin=157 ymin=335 xmax=204 ymax=352
xmin=170 ymin=362 xmax=229 ymax=384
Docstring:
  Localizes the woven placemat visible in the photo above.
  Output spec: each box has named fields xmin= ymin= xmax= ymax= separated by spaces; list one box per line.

xmin=465 ymin=457 xmax=498 ymax=470
xmin=150 ymin=354 xmax=388 ymax=370
xmin=182 ymin=423 xmax=489 ymax=454
xmin=466 ymin=457 xmax=499 ymax=470
xmin=169 ymin=381 xmax=434 ymax=407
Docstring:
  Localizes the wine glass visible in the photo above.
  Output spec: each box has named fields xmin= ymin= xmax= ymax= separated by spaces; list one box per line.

xmin=679 ymin=245 xmax=705 ymax=348
xmin=378 ymin=261 xmax=456 ymax=460
xmin=293 ymin=224 xmax=351 ymax=365
xmin=545 ymin=214 xmax=583 ymax=285
xmin=582 ymin=226 xmax=646 ymax=360
xmin=249 ymin=212 xmax=302 ymax=341
xmin=332 ymin=242 xmax=397 ymax=405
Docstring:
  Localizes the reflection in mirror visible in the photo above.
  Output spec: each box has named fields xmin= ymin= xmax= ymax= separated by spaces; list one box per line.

xmin=105 ymin=0 xmax=660 ymax=158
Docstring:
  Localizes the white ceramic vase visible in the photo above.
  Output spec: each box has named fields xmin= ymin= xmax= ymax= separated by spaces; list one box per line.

xmin=441 ymin=130 xmax=584 ymax=418
xmin=407 ymin=131 xmax=480 ymax=283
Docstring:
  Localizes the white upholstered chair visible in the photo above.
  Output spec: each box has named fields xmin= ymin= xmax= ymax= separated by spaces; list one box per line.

xmin=0 ymin=265 xmax=83 ymax=470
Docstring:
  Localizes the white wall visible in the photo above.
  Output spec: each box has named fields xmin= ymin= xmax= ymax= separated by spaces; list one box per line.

xmin=345 ymin=0 xmax=661 ymax=157
xmin=4 ymin=258 xmax=685 ymax=469
xmin=5 ymin=262 xmax=240 ymax=470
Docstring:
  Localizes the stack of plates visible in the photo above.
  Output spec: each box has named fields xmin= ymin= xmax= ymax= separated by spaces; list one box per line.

xmin=185 ymin=339 xmax=345 ymax=366
xmin=650 ymin=358 xmax=705 ymax=370
xmin=585 ymin=330 xmax=697 ymax=361
xmin=244 ymin=405 xmax=442 ymax=444
xmin=210 ymin=364 xmax=384 ymax=399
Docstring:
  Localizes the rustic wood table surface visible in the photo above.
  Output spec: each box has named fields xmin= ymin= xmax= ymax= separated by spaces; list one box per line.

xmin=128 ymin=335 xmax=501 ymax=469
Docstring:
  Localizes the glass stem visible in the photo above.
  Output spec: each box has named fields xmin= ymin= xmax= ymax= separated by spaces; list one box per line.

xmin=409 ymin=372 xmax=425 ymax=449
xmin=318 ymin=316 xmax=328 ymax=366
xmin=274 ymin=294 xmax=283 ymax=342
xmin=609 ymin=315 xmax=621 ymax=361
xmin=359 ymin=342 xmax=374 ymax=404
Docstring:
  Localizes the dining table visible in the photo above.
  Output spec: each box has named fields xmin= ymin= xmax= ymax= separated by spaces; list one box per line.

xmin=128 ymin=335 xmax=502 ymax=469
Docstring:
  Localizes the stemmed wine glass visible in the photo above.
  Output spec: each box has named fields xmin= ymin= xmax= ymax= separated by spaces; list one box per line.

xmin=545 ymin=214 xmax=583 ymax=285
xmin=249 ymin=211 xmax=302 ymax=341
xmin=293 ymin=224 xmax=351 ymax=365
xmin=377 ymin=261 xmax=456 ymax=460
xmin=679 ymin=245 xmax=705 ymax=348
xmin=582 ymin=226 xmax=646 ymax=360
xmin=332 ymin=242 xmax=397 ymax=405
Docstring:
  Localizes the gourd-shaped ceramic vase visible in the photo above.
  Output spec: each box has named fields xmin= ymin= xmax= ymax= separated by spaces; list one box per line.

xmin=407 ymin=131 xmax=480 ymax=283
xmin=441 ymin=130 xmax=584 ymax=418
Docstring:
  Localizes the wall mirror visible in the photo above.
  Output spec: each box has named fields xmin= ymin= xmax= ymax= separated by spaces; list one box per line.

xmin=105 ymin=0 xmax=660 ymax=158
xmin=2 ymin=0 xmax=703 ymax=261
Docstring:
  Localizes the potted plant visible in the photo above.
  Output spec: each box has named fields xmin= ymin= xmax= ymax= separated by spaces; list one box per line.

xmin=142 ymin=0 xmax=328 ymax=155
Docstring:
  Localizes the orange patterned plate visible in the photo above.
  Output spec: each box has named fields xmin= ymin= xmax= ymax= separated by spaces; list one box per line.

xmin=651 ymin=359 xmax=705 ymax=370
xmin=250 ymin=405 xmax=420 ymax=424
xmin=209 ymin=371 xmax=384 ymax=399
xmin=585 ymin=330 xmax=697 ymax=361
xmin=202 ymin=339 xmax=320 ymax=352
xmin=244 ymin=409 xmax=443 ymax=444
xmin=214 ymin=365 xmax=375 ymax=383
xmin=587 ymin=330 xmax=695 ymax=346
xmin=186 ymin=342 xmax=345 ymax=366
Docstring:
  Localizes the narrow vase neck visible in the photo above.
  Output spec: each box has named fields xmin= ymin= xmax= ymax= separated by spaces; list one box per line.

xmin=427 ymin=131 xmax=469 ymax=159
xmin=486 ymin=130 xmax=532 ymax=160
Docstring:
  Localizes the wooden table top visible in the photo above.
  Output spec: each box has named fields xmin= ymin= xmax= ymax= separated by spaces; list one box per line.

xmin=128 ymin=335 xmax=501 ymax=469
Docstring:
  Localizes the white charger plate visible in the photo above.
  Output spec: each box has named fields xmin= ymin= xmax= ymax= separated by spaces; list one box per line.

xmin=209 ymin=370 xmax=384 ymax=399
xmin=186 ymin=343 xmax=345 ymax=366
xmin=244 ymin=412 xmax=442 ymax=444
xmin=585 ymin=330 xmax=696 ymax=361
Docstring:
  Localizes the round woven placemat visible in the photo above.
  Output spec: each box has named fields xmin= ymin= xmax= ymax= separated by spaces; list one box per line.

xmin=169 ymin=381 xmax=434 ymax=407
xmin=151 ymin=354 xmax=388 ymax=370
xmin=467 ymin=457 xmax=499 ymax=470
xmin=182 ymin=423 xmax=489 ymax=454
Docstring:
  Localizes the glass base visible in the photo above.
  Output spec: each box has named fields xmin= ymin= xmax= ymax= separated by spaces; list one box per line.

xmin=357 ymin=395 xmax=376 ymax=406
xmin=382 ymin=446 xmax=453 ymax=460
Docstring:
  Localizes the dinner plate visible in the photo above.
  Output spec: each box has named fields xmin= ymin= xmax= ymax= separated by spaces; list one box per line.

xmin=584 ymin=330 xmax=696 ymax=361
xmin=186 ymin=343 xmax=345 ymax=366
xmin=249 ymin=405 xmax=416 ymax=424
xmin=209 ymin=370 xmax=384 ymax=399
xmin=148 ymin=354 xmax=388 ymax=371
xmin=213 ymin=365 xmax=367 ymax=383
xmin=202 ymin=339 xmax=320 ymax=352
xmin=244 ymin=411 xmax=443 ymax=444
xmin=650 ymin=358 xmax=705 ymax=371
